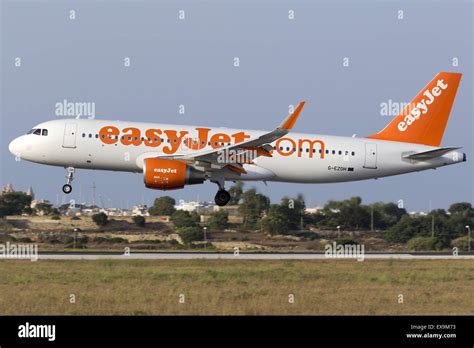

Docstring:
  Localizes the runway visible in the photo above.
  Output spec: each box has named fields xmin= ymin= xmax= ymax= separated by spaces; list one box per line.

xmin=28 ymin=252 xmax=474 ymax=260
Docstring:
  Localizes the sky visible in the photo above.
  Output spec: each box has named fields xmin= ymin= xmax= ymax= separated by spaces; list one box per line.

xmin=1 ymin=0 xmax=473 ymax=212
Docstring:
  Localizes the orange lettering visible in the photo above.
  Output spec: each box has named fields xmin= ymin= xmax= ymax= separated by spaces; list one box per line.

xmin=232 ymin=131 xmax=251 ymax=144
xmin=121 ymin=127 xmax=142 ymax=146
xmin=163 ymin=130 xmax=188 ymax=154
xmin=144 ymin=129 xmax=162 ymax=147
xmin=298 ymin=138 xmax=325 ymax=159
xmin=275 ymin=138 xmax=296 ymax=156
xmin=185 ymin=127 xmax=210 ymax=150
xmin=210 ymin=133 xmax=231 ymax=149
xmin=99 ymin=126 xmax=119 ymax=144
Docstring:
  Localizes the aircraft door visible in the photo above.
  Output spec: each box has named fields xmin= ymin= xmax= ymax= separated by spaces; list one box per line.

xmin=63 ymin=123 xmax=77 ymax=148
xmin=363 ymin=143 xmax=377 ymax=169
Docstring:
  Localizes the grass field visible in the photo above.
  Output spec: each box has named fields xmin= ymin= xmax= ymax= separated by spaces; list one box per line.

xmin=0 ymin=259 xmax=473 ymax=315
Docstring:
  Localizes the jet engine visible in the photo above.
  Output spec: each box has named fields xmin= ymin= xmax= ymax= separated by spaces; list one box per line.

xmin=143 ymin=158 xmax=205 ymax=190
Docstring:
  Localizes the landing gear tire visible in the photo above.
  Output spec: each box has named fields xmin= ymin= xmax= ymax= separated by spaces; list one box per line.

xmin=62 ymin=166 xmax=75 ymax=194
xmin=62 ymin=184 xmax=72 ymax=194
xmin=214 ymin=189 xmax=231 ymax=206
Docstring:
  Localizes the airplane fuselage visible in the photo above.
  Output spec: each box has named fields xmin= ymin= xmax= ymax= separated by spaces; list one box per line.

xmin=9 ymin=118 xmax=465 ymax=184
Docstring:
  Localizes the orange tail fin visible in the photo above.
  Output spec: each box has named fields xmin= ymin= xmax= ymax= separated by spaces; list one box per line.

xmin=367 ymin=72 xmax=462 ymax=146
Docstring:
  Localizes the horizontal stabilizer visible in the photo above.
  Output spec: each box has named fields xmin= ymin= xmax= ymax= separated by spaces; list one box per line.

xmin=403 ymin=147 xmax=461 ymax=160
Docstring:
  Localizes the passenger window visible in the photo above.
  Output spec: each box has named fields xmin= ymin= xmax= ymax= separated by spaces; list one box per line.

xmin=89 ymin=134 xmax=92 ymax=138
xmin=82 ymin=133 xmax=86 ymax=138
xmin=33 ymin=129 xmax=41 ymax=136
xmin=352 ymin=151 xmax=355 ymax=156
xmin=42 ymin=129 xmax=48 ymax=136
xmin=338 ymin=151 xmax=342 ymax=155
xmin=95 ymin=134 xmax=98 ymax=138
xmin=332 ymin=150 xmax=335 ymax=155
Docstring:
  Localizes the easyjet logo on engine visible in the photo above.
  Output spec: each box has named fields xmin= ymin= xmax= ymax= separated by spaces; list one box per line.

xmin=154 ymin=168 xmax=177 ymax=174
xmin=397 ymin=79 xmax=448 ymax=132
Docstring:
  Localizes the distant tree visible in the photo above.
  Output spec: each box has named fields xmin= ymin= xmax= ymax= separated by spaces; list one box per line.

xmin=148 ymin=196 xmax=176 ymax=216
xmin=228 ymin=182 xmax=244 ymax=204
xmin=278 ymin=195 xmax=306 ymax=230
xmin=260 ymin=195 xmax=305 ymax=234
xmin=451 ymin=236 xmax=473 ymax=251
xmin=132 ymin=215 xmax=146 ymax=227
xmin=171 ymin=210 xmax=197 ymax=228
xmin=35 ymin=202 xmax=53 ymax=215
xmin=407 ymin=236 xmax=444 ymax=251
xmin=208 ymin=210 xmax=229 ymax=230
xmin=0 ymin=192 xmax=32 ymax=216
xmin=189 ymin=211 xmax=201 ymax=224
xmin=92 ymin=212 xmax=109 ymax=227
xmin=178 ymin=226 xmax=204 ymax=244
xmin=371 ymin=202 xmax=407 ymax=229
xmin=261 ymin=205 xmax=291 ymax=234
xmin=448 ymin=202 xmax=473 ymax=216
xmin=384 ymin=215 xmax=431 ymax=243
xmin=238 ymin=188 xmax=270 ymax=228
xmin=320 ymin=196 xmax=370 ymax=230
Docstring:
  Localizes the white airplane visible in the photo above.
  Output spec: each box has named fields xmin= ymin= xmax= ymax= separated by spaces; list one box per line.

xmin=8 ymin=72 xmax=466 ymax=206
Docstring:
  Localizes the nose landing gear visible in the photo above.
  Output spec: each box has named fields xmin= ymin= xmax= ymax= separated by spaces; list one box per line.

xmin=62 ymin=167 xmax=75 ymax=194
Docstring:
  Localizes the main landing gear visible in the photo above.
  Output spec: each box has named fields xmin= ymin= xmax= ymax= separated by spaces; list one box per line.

xmin=212 ymin=177 xmax=231 ymax=206
xmin=62 ymin=167 xmax=75 ymax=194
xmin=214 ymin=189 xmax=231 ymax=206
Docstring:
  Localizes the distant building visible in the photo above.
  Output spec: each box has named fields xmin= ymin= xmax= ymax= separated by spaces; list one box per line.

xmin=131 ymin=205 xmax=149 ymax=216
xmin=213 ymin=204 xmax=239 ymax=215
xmin=26 ymin=185 xmax=35 ymax=200
xmin=31 ymin=199 xmax=51 ymax=210
xmin=175 ymin=200 xmax=214 ymax=213
xmin=2 ymin=183 xmax=14 ymax=194
xmin=99 ymin=207 xmax=128 ymax=216
xmin=409 ymin=211 xmax=428 ymax=216
xmin=305 ymin=206 xmax=324 ymax=214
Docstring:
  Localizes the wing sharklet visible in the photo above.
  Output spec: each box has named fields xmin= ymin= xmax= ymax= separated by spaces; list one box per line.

xmin=403 ymin=147 xmax=461 ymax=160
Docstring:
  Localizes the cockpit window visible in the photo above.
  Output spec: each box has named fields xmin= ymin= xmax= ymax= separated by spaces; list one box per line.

xmin=33 ymin=129 xmax=41 ymax=136
xmin=27 ymin=129 xmax=36 ymax=134
xmin=42 ymin=129 xmax=48 ymax=136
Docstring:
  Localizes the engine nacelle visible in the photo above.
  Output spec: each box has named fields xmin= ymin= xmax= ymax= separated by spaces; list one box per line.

xmin=143 ymin=158 xmax=205 ymax=190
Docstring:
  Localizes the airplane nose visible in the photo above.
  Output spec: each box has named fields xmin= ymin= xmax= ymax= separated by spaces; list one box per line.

xmin=9 ymin=137 xmax=21 ymax=156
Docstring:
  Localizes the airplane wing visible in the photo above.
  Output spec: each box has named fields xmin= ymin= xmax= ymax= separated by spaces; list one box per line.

xmin=169 ymin=101 xmax=305 ymax=174
xmin=403 ymin=147 xmax=461 ymax=160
